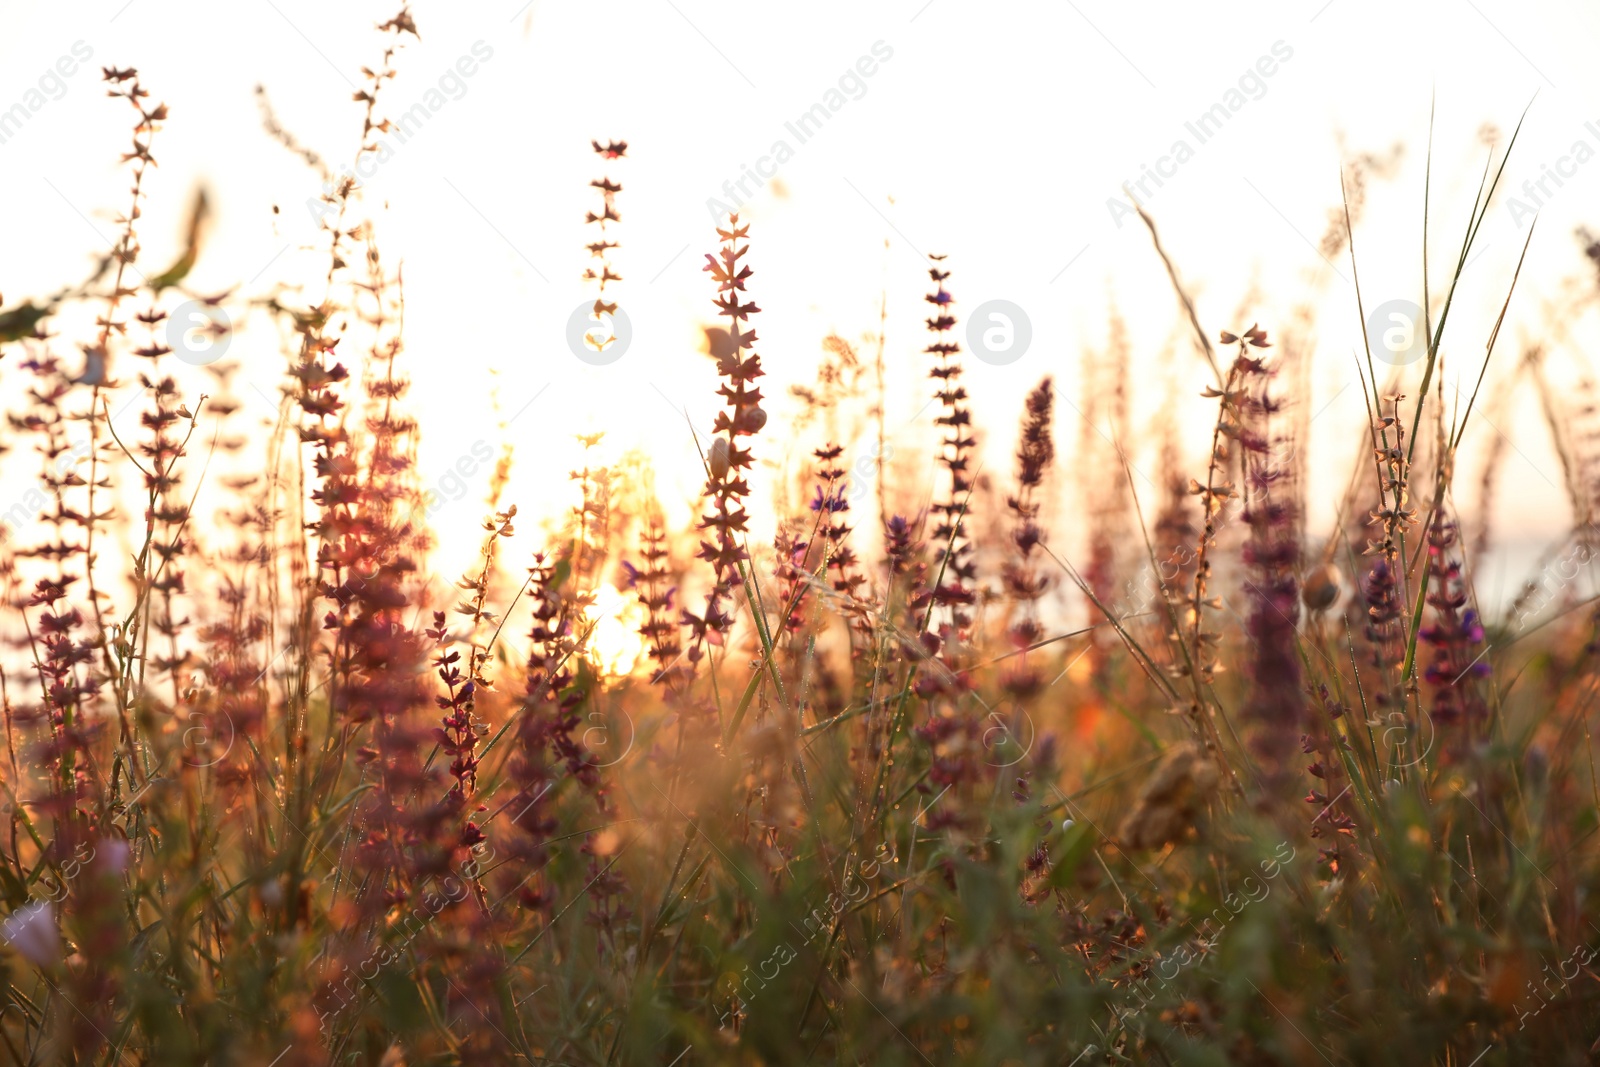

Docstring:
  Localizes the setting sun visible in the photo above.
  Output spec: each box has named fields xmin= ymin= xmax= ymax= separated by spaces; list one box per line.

xmin=582 ymin=581 xmax=649 ymax=677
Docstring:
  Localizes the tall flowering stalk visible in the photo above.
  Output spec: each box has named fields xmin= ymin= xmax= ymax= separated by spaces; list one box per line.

xmin=583 ymin=139 xmax=626 ymax=341
xmin=1361 ymin=558 xmax=1405 ymax=675
xmin=1359 ymin=391 xmax=1418 ymax=688
xmin=9 ymin=356 xmax=99 ymax=821
xmin=811 ymin=444 xmax=872 ymax=638
xmin=24 ymin=571 xmax=96 ymax=829
xmin=132 ymin=370 xmax=198 ymax=709
xmin=773 ymin=521 xmax=813 ymax=639
xmin=882 ymin=511 xmax=930 ymax=669
xmin=1227 ymin=327 xmax=1308 ymax=798
xmin=684 ymin=215 xmax=766 ymax=664
xmin=504 ymin=550 xmax=615 ymax=923
xmin=427 ymin=610 xmax=479 ymax=804
xmin=1180 ymin=343 xmax=1253 ymax=761
xmin=71 ymin=68 xmax=167 ymax=773
xmin=287 ymin=21 xmax=472 ymax=1015
xmin=299 ymin=22 xmax=416 ymax=770
xmin=1001 ymin=378 xmax=1055 ymax=697
xmin=567 ymin=432 xmax=611 ymax=617
xmin=1307 ymin=683 xmax=1356 ymax=874
xmin=1149 ymin=458 xmax=1200 ymax=679
xmin=428 ymin=505 xmax=515 ymax=808
xmin=923 ymin=257 xmax=977 ymax=644
xmin=626 ymin=503 xmax=685 ymax=690
xmin=1420 ymin=512 xmax=1489 ymax=750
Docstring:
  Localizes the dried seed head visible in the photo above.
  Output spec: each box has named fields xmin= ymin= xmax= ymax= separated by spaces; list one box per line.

xmin=1302 ymin=562 xmax=1341 ymax=612
xmin=1118 ymin=742 xmax=1219 ymax=850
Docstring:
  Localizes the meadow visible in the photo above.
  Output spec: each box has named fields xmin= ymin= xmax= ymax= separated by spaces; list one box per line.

xmin=3 ymin=8 xmax=1600 ymax=1066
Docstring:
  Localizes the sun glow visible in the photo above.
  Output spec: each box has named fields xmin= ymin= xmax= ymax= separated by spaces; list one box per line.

xmin=582 ymin=582 xmax=649 ymax=677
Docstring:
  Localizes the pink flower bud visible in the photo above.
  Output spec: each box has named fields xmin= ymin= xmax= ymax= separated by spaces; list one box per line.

xmin=3 ymin=902 xmax=60 ymax=966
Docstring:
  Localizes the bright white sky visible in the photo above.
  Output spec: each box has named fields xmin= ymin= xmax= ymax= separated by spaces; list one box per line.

xmin=2 ymin=0 xmax=1599 ymax=596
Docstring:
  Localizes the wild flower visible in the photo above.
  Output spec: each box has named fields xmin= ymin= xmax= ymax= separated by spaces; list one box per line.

xmin=1362 ymin=556 xmax=1405 ymax=679
xmin=1172 ymin=331 xmax=1259 ymax=762
xmin=625 ymin=503 xmax=686 ymax=689
xmin=923 ymin=256 xmax=977 ymax=646
xmin=583 ymin=139 xmax=627 ymax=343
xmin=684 ymin=214 xmax=766 ymax=663
xmin=1 ymin=901 xmax=59 ymax=967
xmin=427 ymin=511 xmax=517 ymax=809
xmin=1306 ymin=683 xmax=1357 ymax=872
xmin=1187 ymin=350 xmax=1252 ymax=687
xmin=810 ymin=443 xmax=872 ymax=638
xmin=880 ymin=509 xmax=932 ymax=700
xmin=1359 ymin=390 xmax=1419 ymax=686
xmin=1420 ymin=512 xmax=1489 ymax=737
xmin=1001 ymin=377 xmax=1055 ymax=696
xmin=1144 ymin=462 xmax=1203 ymax=684
xmin=1230 ymin=326 xmax=1307 ymax=793
xmin=772 ymin=520 xmax=813 ymax=639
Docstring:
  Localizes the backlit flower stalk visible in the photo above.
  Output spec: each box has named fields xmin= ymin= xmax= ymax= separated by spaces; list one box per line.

xmin=126 ymin=344 xmax=205 ymax=710
xmin=427 ymin=610 xmax=478 ymax=803
xmin=812 ymin=444 xmax=873 ymax=642
xmin=1360 ymin=392 xmax=1418 ymax=693
xmin=520 ymin=552 xmax=600 ymax=796
xmin=624 ymin=504 xmax=686 ymax=690
xmin=1180 ymin=337 xmax=1254 ymax=757
xmin=923 ymin=257 xmax=977 ymax=646
xmin=82 ymin=68 xmax=166 ymax=742
xmin=1149 ymin=460 xmax=1201 ymax=679
xmin=1420 ymin=512 xmax=1489 ymax=748
xmin=907 ymin=261 xmax=986 ymax=820
xmin=583 ymin=139 xmax=626 ymax=336
xmin=304 ymin=14 xmax=456 ymax=955
xmin=773 ymin=521 xmax=812 ymax=639
xmin=684 ymin=215 xmax=766 ymax=666
xmin=563 ymin=433 xmax=612 ymax=642
xmin=8 ymin=356 xmax=99 ymax=822
xmin=1306 ymin=683 xmax=1356 ymax=874
xmin=429 ymin=505 xmax=516 ymax=808
xmin=1229 ymin=326 xmax=1308 ymax=799
xmin=1001 ymin=377 xmax=1055 ymax=697
xmin=505 ymin=549 xmax=623 ymax=936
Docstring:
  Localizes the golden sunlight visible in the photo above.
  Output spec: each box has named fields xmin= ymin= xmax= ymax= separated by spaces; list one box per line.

xmin=583 ymin=582 xmax=649 ymax=677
